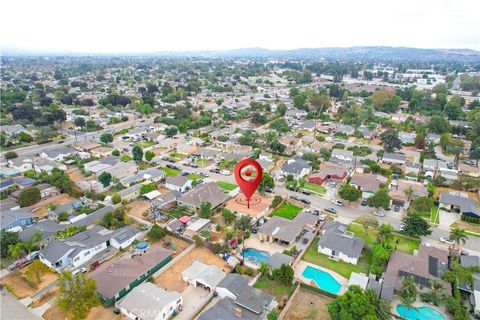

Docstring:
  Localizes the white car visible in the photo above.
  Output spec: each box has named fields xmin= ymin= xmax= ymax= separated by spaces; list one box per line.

xmin=330 ymin=199 xmax=343 ymax=206
xmin=220 ymin=170 xmax=231 ymax=176
xmin=72 ymin=267 xmax=87 ymax=276
xmin=373 ymin=210 xmax=385 ymax=217
xmin=440 ymin=237 xmax=455 ymax=245
xmin=398 ymin=223 xmax=405 ymax=231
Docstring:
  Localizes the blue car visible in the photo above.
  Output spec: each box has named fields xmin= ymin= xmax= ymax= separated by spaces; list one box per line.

xmin=181 ymin=172 xmax=189 ymax=176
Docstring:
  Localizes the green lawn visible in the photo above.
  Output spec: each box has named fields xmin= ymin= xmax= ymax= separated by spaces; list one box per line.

xmin=347 ymin=223 xmax=420 ymax=255
xmin=167 ymin=206 xmax=193 ymax=218
xmin=465 ymin=230 xmax=480 ymax=238
xmin=217 ymin=181 xmax=238 ymax=191
xmin=170 ymin=152 xmax=187 ymax=159
xmin=158 ymin=166 xmax=180 ymax=177
xmin=136 ymin=141 xmax=155 ymax=148
xmin=271 ymin=203 xmax=302 ymax=220
xmin=195 ymin=159 xmax=212 ymax=167
xmin=121 ymin=155 xmax=133 ymax=162
xmin=187 ymin=173 xmax=203 ymax=181
xmin=302 ymin=238 xmax=372 ymax=279
xmin=431 ymin=207 xmax=440 ymax=224
xmin=253 ymin=276 xmax=296 ymax=301
xmin=303 ymin=182 xmax=327 ymax=194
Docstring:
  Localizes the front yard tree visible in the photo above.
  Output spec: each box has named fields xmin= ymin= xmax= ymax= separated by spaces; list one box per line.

xmin=111 ymin=193 xmax=121 ymax=205
xmin=99 ymin=133 xmax=113 ymax=144
xmin=376 ymin=223 xmax=394 ymax=247
xmin=222 ymin=209 xmax=236 ymax=224
xmin=235 ymin=216 xmax=252 ymax=231
xmin=450 ymin=228 xmax=468 ymax=250
xmin=132 ymin=145 xmax=143 ymax=161
xmin=367 ymin=190 xmax=391 ymax=210
xmin=199 ymin=202 xmax=212 ymax=219
xmin=98 ymin=171 xmax=112 ymax=187
xmin=402 ymin=212 xmax=432 ymax=237
xmin=259 ymin=173 xmax=274 ymax=194
xmin=57 ymin=271 xmax=99 ymax=320
xmin=357 ymin=215 xmax=378 ymax=236
xmin=1 ymin=231 xmax=20 ymax=258
xmin=74 ymin=117 xmax=86 ymax=129
xmin=380 ymin=129 xmax=402 ymax=153
xmin=272 ymin=264 xmax=294 ymax=286
xmin=18 ymin=187 xmax=41 ymax=207
xmin=338 ymin=183 xmax=361 ymax=203
xmin=145 ymin=150 xmax=155 ymax=162
xmin=147 ymin=224 xmax=166 ymax=242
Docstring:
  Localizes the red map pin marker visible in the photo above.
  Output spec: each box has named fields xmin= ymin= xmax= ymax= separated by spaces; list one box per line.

xmin=234 ymin=158 xmax=263 ymax=208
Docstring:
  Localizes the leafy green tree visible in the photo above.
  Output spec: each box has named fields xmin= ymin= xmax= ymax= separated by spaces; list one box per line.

xmin=132 ymin=145 xmax=143 ymax=161
xmin=428 ymin=115 xmax=450 ymax=134
xmin=380 ymin=129 xmax=402 ymax=153
xmin=328 ymin=285 xmax=378 ymax=320
xmin=140 ymin=182 xmax=157 ymax=195
xmin=74 ymin=117 xmax=86 ymax=128
xmin=112 ymin=149 xmax=120 ymax=156
xmin=365 ymin=288 xmax=392 ymax=320
xmin=450 ymin=228 xmax=468 ymax=250
xmin=235 ymin=216 xmax=252 ymax=231
xmin=99 ymin=133 xmax=113 ymax=144
xmin=165 ymin=127 xmax=178 ymax=137
xmin=367 ymin=190 xmax=391 ymax=210
xmin=412 ymin=196 xmax=434 ymax=213
xmin=338 ymin=183 xmax=361 ymax=203
xmin=370 ymin=244 xmax=391 ymax=276
xmin=8 ymin=242 xmax=24 ymax=260
xmin=272 ymin=264 xmax=294 ymax=286
xmin=139 ymin=103 xmax=154 ymax=115
xmin=111 ymin=193 xmax=121 ymax=205
xmin=258 ymin=173 xmax=274 ymax=194
xmin=222 ymin=209 xmax=236 ymax=224
xmin=276 ymin=103 xmax=287 ymax=115
xmin=271 ymin=195 xmax=282 ymax=208
xmin=267 ymin=310 xmax=278 ymax=320
xmin=376 ymin=224 xmax=394 ymax=247
xmin=357 ymin=215 xmax=378 ymax=236
xmin=98 ymin=172 xmax=112 ymax=187
xmin=57 ymin=271 xmax=99 ymax=320
xmin=145 ymin=150 xmax=155 ymax=162
xmin=269 ymin=118 xmax=290 ymax=133
xmin=199 ymin=202 xmax=212 ymax=219
xmin=259 ymin=262 xmax=271 ymax=276
xmin=5 ymin=151 xmax=18 ymax=160
xmin=18 ymin=187 xmax=41 ymax=207
xmin=147 ymin=224 xmax=166 ymax=242
xmin=0 ymin=231 xmax=20 ymax=258
xmin=402 ymin=213 xmax=432 ymax=237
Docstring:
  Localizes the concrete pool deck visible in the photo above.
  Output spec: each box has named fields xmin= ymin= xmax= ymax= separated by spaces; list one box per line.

xmin=294 ymin=260 xmax=348 ymax=295
xmin=393 ymin=298 xmax=448 ymax=320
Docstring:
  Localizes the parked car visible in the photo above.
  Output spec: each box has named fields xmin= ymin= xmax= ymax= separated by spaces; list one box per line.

xmin=373 ymin=210 xmax=385 ymax=217
xmin=287 ymin=185 xmax=299 ymax=192
xmin=398 ymin=223 xmax=405 ymax=231
xmin=220 ymin=170 xmax=231 ymax=175
xmin=318 ymin=214 xmax=327 ymax=221
xmin=181 ymin=172 xmax=189 ymax=176
xmin=265 ymin=187 xmax=274 ymax=193
xmin=440 ymin=237 xmax=455 ymax=245
xmin=300 ymin=189 xmax=312 ymax=195
xmin=393 ymin=205 xmax=401 ymax=212
xmin=301 ymin=198 xmax=311 ymax=205
xmin=72 ymin=267 xmax=87 ymax=276
xmin=7 ymin=258 xmax=30 ymax=271
xmin=210 ymin=168 xmax=220 ymax=173
xmin=26 ymin=250 xmax=40 ymax=261
xmin=57 ymin=140 xmax=65 ymax=144
xmin=190 ymin=164 xmax=199 ymax=168
xmin=331 ymin=199 xmax=343 ymax=206
xmin=290 ymin=195 xmax=300 ymax=201
xmin=324 ymin=207 xmax=337 ymax=214
xmin=360 ymin=199 xmax=368 ymax=206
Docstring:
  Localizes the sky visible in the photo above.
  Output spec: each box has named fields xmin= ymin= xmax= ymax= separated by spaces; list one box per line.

xmin=1 ymin=0 xmax=479 ymax=53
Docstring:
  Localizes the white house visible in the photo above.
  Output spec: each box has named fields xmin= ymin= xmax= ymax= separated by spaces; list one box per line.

xmin=165 ymin=176 xmax=193 ymax=193
xmin=181 ymin=261 xmax=226 ymax=291
xmin=117 ymin=282 xmax=183 ymax=320
xmin=317 ymin=221 xmax=365 ymax=265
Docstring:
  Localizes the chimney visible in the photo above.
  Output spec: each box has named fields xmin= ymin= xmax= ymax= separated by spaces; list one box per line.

xmin=235 ymin=308 xmax=242 ymax=318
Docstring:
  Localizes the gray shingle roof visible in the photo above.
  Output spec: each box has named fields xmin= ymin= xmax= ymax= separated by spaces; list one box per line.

xmin=198 ymin=297 xmax=262 ymax=320
xmin=19 ymin=220 xmax=67 ymax=242
xmin=259 ymin=212 xmax=318 ymax=244
xmin=1 ymin=208 xmax=33 ymax=229
xmin=217 ymin=274 xmax=248 ymax=297
xmin=281 ymin=157 xmax=311 ymax=175
xmin=178 ymin=182 xmax=226 ymax=209
xmin=318 ymin=221 xmax=365 ymax=258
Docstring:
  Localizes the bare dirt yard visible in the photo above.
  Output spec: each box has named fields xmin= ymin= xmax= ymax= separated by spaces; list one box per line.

xmin=149 ymin=235 xmax=191 ymax=258
xmin=154 ymin=246 xmax=230 ymax=293
xmin=282 ymin=287 xmax=333 ymax=320
xmin=0 ymin=264 xmax=58 ymax=299
xmin=30 ymin=286 xmax=59 ymax=308
xmin=126 ymin=199 xmax=151 ymax=221
xmin=29 ymin=194 xmax=77 ymax=217
xmin=43 ymin=305 xmax=122 ymax=320
xmin=434 ymin=187 xmax=479 ymax=201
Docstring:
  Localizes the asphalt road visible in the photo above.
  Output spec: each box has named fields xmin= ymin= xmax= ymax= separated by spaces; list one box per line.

xmin=0 ymin=289 xmax=42 ymax=320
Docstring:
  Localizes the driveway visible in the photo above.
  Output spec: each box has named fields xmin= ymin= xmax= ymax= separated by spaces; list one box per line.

xmin=175 ymin=285 xmax=213 ymax=320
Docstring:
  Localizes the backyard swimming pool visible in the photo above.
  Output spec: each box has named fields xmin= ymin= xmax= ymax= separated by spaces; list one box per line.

xmin=396 ymin=305 xmax=446 ymax=320
xmin=302 ymin=265 xmax=341 ymax=294
xmin=242 ymin=248 xmax=270 ymax=264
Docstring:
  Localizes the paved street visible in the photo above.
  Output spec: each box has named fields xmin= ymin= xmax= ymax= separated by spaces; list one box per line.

xmin=0 ymin=289 xmax=42 ymax=320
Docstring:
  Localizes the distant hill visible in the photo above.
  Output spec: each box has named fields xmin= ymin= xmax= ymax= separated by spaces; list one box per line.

xmin=2 ymin=46 xmax=480 ymax=62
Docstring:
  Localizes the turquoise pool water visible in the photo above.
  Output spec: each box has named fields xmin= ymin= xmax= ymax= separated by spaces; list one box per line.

xmin=302 ymin=266 xmax=341 ymax=294
xmin=242 ymin=248 xmax=270 ymax=264
xmin=396 ymin=305 xmax=446 ymax=320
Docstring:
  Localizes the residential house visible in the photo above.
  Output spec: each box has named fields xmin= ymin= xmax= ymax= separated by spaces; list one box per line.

xmin=405 ymin=162 xmax=421 ymax=176
xmin=279 ymin=156 xmax=312 ymax=179
xmin=90 ymin=147 xmax=114 ymax=158
xmin=40 ymin=147 xmax=77 ymax=161
xmin=389 ymin=180 xmax=428 ymax=209
xmin=280 ymin=136 xmax=302 ymax=155
xmin=195 ymin=148 xmax=220 ymax=161
xmin=184 ymin=218 xmax=211 ymax=238
xmin=458 ymin=163 xmax=480 ymax=178
xmin=181 ymin=261 xmax=226 ymax=291
xmin=308 ymin=162 xmax=348 ymax=185
xmin=384 ymin=245 xmax=449 ymax=292
xmin=357 ymin=125 xmax=375 ymax=139
xmin=330 ymin=149 xmax=354 ymax=166
xmin=84 ymin=156 xmax=120 ymax=174
xmin=1 ymin=208 xmax=34 ymax=232
xmin=36 ymin=183 xmax=61 ymax=199
xmin=19 ymin=219 xmax=67 ymax=246
xmin=91 ymin=247 xmax=173 ymax=306
xmin=350 ymin=173 xmax=388 ymax=198
xmin=33 ymin=158 xmax=67 ymax=173
xmin=285 ymin=108 xmax=307 ymax=119
xmin=102 ymin=161 xmax=138 ymax=180
xmin=382 ymin=152 xmax=407 ymax=166
xmin=165 ymin=176 xmax=193 ymax=193
xmin=259 ymin=212 xmax=319 ymax=246
xmin=150 ymin=191 xmax=179 ymax=212
xmin=0 ymin=197 xmax=19 ymax=211
xmin=7 ymin=157 xmax=35 ymax=172
xmin=39 ymin=225 xmax=139 ymax=271
xmin=439 ymin=192 xmax=480 ymax=219
xmin=224 ymin=193 xmax=272 ymax=223
xmin=399 ymin=131 xmax=416 ymax=145
xmin=257 ymin=152 xmax=274 ymax=170
xmin=109 ymin=226 xmax=141 ymax=249
xmin=0 ymin=124 xmax=27 ymax=136
xmin=120 ymin=168 xmax=166 ymax=187
xmin=336 ymin=124 xmax=355 ymax=136
xmin=178 ymin=182 xmax=227 ymax=212
xmin=118 ymin=184 xmax=142 ymax=202
xmin=299 ymin=119 xmax=319 ymax=132
xmin=117 ymin=282 xmax=182 ymax=320
xmin=317 ymin=221 xmax=365 ymax=265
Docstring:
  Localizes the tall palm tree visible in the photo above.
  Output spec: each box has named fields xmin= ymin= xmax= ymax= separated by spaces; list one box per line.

xmin=365 ymin=288 xmax=391 ymax=320
xmin=8 ymin=243 xmax=24 ymax=260
xmin=399 ymin=276 xmax=417 ymax=320
xmin=450 ymin=228 xmax=468 ymax=251
xmin=377 ymin=223 xmax=394 ymax=247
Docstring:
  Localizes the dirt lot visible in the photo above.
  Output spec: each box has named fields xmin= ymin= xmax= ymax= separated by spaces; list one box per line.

xmin=149 ymin=235 xmax=191 ymax=258
xmin=154 ymin=246 xmax=230 ymax=293
xmin=30 ymin=287 xmax=59 ymax=308
xmin=43 ymin=305 xmax=122 ymax=320
xmin=0 ymin=265 xmax=58 ymax=299
xmin=434 ymin=187 xmax=479 ymax=201
xmin=67 ymin=169 xmax=86 ymax=182
xmin=283 ymin=288 xmax=333 ymax=320
xmin=126 ymin=199 xmax=151 ymax=221
xmin=29 ymin=194 xmax=77 ymax=217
